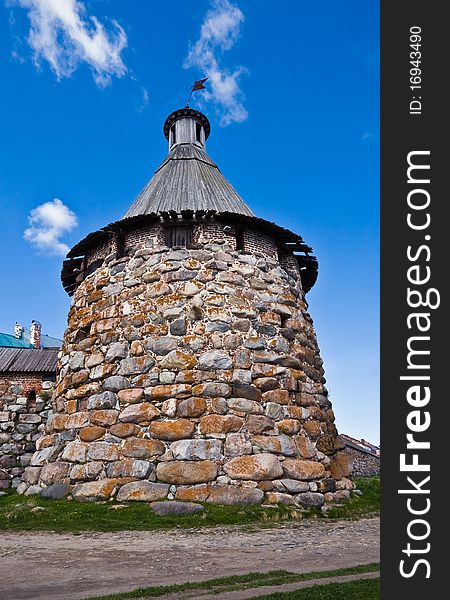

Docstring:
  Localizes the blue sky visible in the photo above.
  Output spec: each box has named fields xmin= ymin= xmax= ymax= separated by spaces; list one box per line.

xmin=0 ymin=0 xmax=379 ymax=443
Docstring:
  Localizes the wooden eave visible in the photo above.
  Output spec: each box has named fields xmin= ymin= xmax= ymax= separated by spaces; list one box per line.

xmin=62 ymin=211 xmax=318 ymax=296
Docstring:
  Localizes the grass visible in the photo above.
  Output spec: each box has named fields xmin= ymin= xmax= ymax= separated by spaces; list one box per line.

xmin=247 ymin=578 xmax=380 ymax=600
xmin=0 ymin=491 xmax=304 ymax=533
xmin=324 ymin=476 xmax=380 ymax=519
xmin=84 ymin=563 xmax=380 ymax=600
xmin=0 ymin=477 xmax=379 ymax=533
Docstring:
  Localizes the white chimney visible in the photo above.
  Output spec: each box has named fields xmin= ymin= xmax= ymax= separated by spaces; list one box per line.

xmin=14 ymin=322 xmax=24 ymax=339
xmin=30 ymin=320 xmax=42 ymax=349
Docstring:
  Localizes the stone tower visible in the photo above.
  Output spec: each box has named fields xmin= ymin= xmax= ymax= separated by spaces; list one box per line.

xmin=35 ymin=107 xmax=352 ymax=505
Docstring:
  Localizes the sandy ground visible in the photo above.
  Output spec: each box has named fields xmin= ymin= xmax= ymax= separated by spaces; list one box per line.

xmin=0 ymin=517 xmax=380 ymax=600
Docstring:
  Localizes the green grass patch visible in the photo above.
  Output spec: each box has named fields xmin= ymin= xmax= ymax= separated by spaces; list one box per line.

xmin=0 ymin=489 xmax=302 ymax=533
xmin=247 ymin=577 xmax=380 ymax=600
xmin=84 ymin=563 xmax=380 ymax=600
xmin=325 ymin=476 xmax=380 ymax=519
xmin=0 ymin=477 xmax=379 ymax=533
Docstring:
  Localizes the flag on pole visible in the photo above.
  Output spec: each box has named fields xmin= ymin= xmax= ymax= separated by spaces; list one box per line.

xmin=192 ymin=77 xmax=208 ymax=91
xmin=186 ymin=78 xmax=208 ymax=106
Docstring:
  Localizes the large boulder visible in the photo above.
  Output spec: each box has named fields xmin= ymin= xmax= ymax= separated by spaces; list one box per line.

xmin=156 ymin=460 xmax=218 ymax=484
xmin=224 ymin=453 xmax=283 ymax=481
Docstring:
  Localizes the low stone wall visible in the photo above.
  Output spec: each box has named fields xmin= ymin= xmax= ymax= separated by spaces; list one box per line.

xmin=0 ymin=381 xmax=54 ymax=492
xmin=344 ymin=447 xmax=380 ymax=477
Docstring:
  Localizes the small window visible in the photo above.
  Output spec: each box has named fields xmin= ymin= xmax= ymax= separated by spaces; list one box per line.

xmin=195 ymin=123 xmax=202 ymax=143
xmin=236 ymin=228 xmax=244 ymax=250
xmin=116 ymin=231 xmax=126 ymax=258
xmin=27 ymin=390 xmax=36 ymax=408
xmin=171 ymin=125 xmax=176 ymax=145
xmin=165 ymin=226 xmax=193 ymax=248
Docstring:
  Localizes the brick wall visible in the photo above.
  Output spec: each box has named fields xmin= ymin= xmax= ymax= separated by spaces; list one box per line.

xmin=86 ymin=226 xmax=166 ymax=269
xmin=279 ymin=254 xmax=303 ymax=292
xmin=242 ymin=228 xmax=278 ymax=259
xmin=125 ymin=224 xmax=165 ymax=250
xmin=195 ymin=221 xmax=279 ymax=259
xmin=0 ymin=373 xmax=53 ymax=394
xmin=86 ymin=237 xmax=113 ymax=267
xmin=192 ymin=221 xmax=235 ymax=248
xmin=79 ymin=220 xmax=301 ymax=293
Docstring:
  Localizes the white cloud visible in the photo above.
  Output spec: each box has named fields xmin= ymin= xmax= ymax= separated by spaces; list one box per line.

xmin=24 ymin=198 xmax=78 ymax=256
xmin=361 ymin=132 xmax=378 ymax=142
xmin=184 ymin=0 xmax=248 ymax=126
xmin=9 ymin=0 xmax=127 ymax=87
xmin=137 ymin=86 xmax=149 ymax=113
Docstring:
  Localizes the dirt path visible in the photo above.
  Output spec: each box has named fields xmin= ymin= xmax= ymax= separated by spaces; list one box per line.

xmin=0 ymin=517 xmax=379 ymax=600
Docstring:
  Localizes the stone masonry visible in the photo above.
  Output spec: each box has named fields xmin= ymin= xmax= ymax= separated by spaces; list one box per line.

xmin=0 ymin=381 xmax=54 ymax=492
xmin=28 ymin=107 xmax=352 ymax=505
xmin=32 ymin=240 xmax=351 ymax=505
xmin=345 ymin=446 xmax=380 ymax=477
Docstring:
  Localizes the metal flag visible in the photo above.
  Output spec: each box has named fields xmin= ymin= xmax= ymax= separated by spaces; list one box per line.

xmin=192 ymin=77 xmax=208 ymax=91
xmin=187 ymin=78 xmax=208 ymax=105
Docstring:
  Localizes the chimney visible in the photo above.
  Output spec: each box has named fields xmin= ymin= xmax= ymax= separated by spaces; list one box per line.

xmin=30 ymin=320 xmax=42 ymax=349
xmin=14 ymin=322 xmax=24 ymax=339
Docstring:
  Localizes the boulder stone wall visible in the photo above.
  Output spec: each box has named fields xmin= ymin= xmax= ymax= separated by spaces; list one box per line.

xmin=34 ymin=240 xmax=351 ymax=504
xmin=345 ymin=447 xmax=380 ymax=477
xmin=0 ymin=381 xmax=54 ymax=493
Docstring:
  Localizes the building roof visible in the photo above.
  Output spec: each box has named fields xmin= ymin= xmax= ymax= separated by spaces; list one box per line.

xmin=61 ymin=107 xmax=319 ymax=296
xmin=0 ymin=348 xmax=58 ymax=373
xmin=0 ymin=330 xmax=62 ymax=349
xmin=125 ymin=107 xmax=253 ymax=219
xmin=0 ymin=332 xmax=33 ymax=349
xmin=341 ymin=434 xmax=380 ymax=457
xmin=124 ymin=142 xmax=254 ymax=218
xmin=62 ymin=210 xmax=318 ymax=296
xmin=22 ymin=328 xmax=62 ymax=349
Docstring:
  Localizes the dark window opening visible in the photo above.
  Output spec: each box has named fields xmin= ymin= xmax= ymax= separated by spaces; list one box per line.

xmin=277 ymin=248 xmax=286 ymax=264
xmin=171 ymin=125 xmax=176 ymax=145
xmin=74 ymin=325 xmax=90 ymax=343
xmin=116 ymin=231 xmax=126 ymax=258
xmin=236 ymin=228 xmax=245 ymax=251
xmin=165 ymin=226 xmax=193 ymax=248
xmin=86 ymin=258 xmax=103 ymax=277
xmin=27 ymin=390 xmax=36 ymax=408
xmin=195 ymin=123 xmax=202 ymax=143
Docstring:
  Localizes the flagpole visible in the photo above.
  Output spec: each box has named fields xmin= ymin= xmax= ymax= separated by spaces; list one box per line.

xmin=186 ymin=86 xmax=194 ymax=107
xmin=186 ymin=78 xmax=208 ymax=107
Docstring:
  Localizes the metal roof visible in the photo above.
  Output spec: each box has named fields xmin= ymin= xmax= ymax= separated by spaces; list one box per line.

xmin=21 ymin=329 xmax=62 ymax=349
xmin=124 ymin=143 xmax=254 ymax=219
xmin=0 ymin=348 xmax=58 ymax=373
xmin=0 ymin=330 xmax=61 ymax=349
xmin=0 ymin=332 xmax=33 ymax=348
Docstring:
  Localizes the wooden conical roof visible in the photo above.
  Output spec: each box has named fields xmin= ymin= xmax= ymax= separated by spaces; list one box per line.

xmin=124 ymin=108 xmax=254 ymax=218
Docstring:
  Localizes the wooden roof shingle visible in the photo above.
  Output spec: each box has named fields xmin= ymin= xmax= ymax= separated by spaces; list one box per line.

xmin=124 ymin=143 xmax=254 ymax=218
xmin=0 ymin=348 xmax=58 ymax=373
xmin=62 ymin=108 xmax=319 ymax=296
